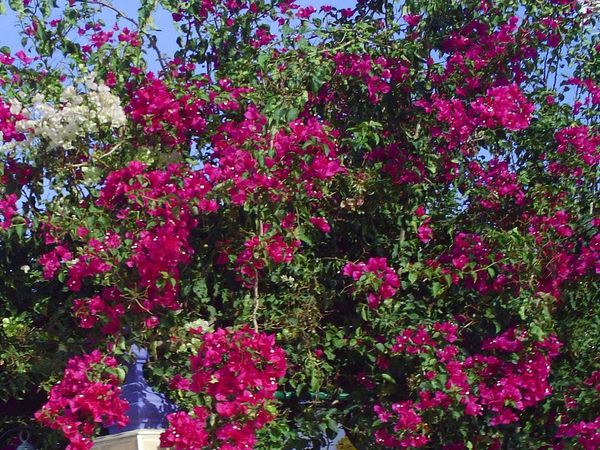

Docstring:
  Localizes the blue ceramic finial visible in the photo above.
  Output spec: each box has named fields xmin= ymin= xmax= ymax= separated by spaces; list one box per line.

xmin=108 ymin=345 xmax=177 ymax=433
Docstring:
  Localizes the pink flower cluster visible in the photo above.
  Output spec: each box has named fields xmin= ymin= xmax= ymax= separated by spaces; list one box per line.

xmin=527 ymin=209 xmax=575 ymax=242
xmin=118 ymin=27 xmax=141 ymax=47
xmin=333 ymin=53 xmax=391 ymax=104
xmin=535 ymin=17 xmax=562 ymax=48
xmin=0 ymin=98 xmax=25 ymax=143
xmin=368 ymin=143 xmax=426 ymax=185
xmin=555 ymin=417 xmax=600 ymax=450
xmin=440 ymin=17 xmax=520 ymax=85
xmin=66 ymin=253 xmax=112 ymax=293
xmin=39 ymin=245 xmax=73 ymax=279
xmin=432 ymin=232 xmax=518 ymax=295
xmin=417 ymin=220 xmax=433 ymax=244
xmin=374 ymin=401 xmax=430 ymax=448
xmin=40 ymin=161 xmax=218 ymax=331
xmin=37 ymin=98 xmax=345 ymax=327
xmin=332 ymin=53 xmax=410 ymax=104
xmin=343 ymin=257 xmax=400 ymax=308
xmin=377 ymin=327 xmax=454 ymax=447
xmin=377 ymin=324 xmax=562 ymax=445
xmin=468 ymin=159 xmax=525 ymax=209
xmin=75 ymin=21 xmax=116 ymax=53
xmin=72 ymin=287 xmax=126 ymax=334
xmin=525 ymin=211 xmax=599 ymax=298
xmin=470 ymin=84 xmax=535 ymax=131
xmin=552 ymin=370 xmax=600 ymax=449
xmin=251 ymin=27 xmax=275 ymax=48
xmin=567 ymin=77 xmax=600 ymax=107
xmin=539 ymin=237 xmax=599 ymax=299
xmin=39 ymin=227 xmax=117 ymax=297
xmin=475 ymin=329 xmax=561 ymax=425
xmin=169 ymin=0 xmax=260 ymax=26
xmin=98 ymin=161 xmax=216 ymax=311
xmin=189 ymin=327 xmax=286 ymax=417
xmin=126 ymin=73 xmax=208 ymax=146
xmin=310 ymin=216 xmax=331 ymax=233
xmin=414 ymin=204 xmax=434 ymax=244
xmin=584 ymin=370 xmax=600 ymax=393
xmin=555 ymin=125 xmax=600 ymax=167
xmin=161 ymin=407 xmax=274 ymax=450
xmin=421 ymin=83 xmax=534 ymax=152
xmin=2 ymin=158 xmax=35 ymax=186
xmin=35 ymin=350 xmax=128 ymax=450
xmin=0 ymin=193 xmax=17 ymax=229
xmin=210 ymin=106 xmax=344 ymax=205
xmin=160 ymin=407 xmax=212 ymax=450
xmin=161 ymin=327 xmax=287 ymax=450
xmin=425 ymin=96 xmax=476 ymax=150
xmin=232 ymin=231 xmax=301 ymax=287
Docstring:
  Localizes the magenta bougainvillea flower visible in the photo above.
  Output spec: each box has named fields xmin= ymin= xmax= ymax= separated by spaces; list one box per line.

xmin=160 ymin=327 xmax=286 ymax=450
xmin=35 ymin=351 xmax=128 ymax=450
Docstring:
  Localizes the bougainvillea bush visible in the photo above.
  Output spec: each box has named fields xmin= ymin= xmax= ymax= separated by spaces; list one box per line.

xmin=0 ymin=0 xmax=598 ymax=448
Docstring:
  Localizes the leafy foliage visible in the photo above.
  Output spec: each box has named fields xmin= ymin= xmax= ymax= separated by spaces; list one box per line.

xmin=0 ymin=0 xmax=598 ymax=449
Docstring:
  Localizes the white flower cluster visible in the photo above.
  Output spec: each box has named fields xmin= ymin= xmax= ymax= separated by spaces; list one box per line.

xmin=15 ymin=74 xmax=127 ymax=150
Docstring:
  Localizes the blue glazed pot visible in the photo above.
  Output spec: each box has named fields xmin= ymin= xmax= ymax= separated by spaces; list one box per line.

xmin=108 ymin=345 xmax=177 ymax=433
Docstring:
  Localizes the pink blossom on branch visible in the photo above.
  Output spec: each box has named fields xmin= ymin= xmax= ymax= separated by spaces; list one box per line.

xmin=470 ymin=84 xmax=535 ymax=131
xmin=35 ymin=351 xmax=128 ymax=450
xmin=343 ymin=257 xmax=400 ymax=308
xmin=162 ymin=327 xmax=287 ymax=450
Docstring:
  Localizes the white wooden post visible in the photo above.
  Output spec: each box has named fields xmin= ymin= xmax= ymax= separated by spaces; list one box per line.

xmin=92 ymin=429 xmax=167 ymax=450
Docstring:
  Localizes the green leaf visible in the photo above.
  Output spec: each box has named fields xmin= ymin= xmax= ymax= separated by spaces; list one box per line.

xmin=8 ymin=0 xmax=24 ymax=14
xmin=360 ymin=305 xmax=369 ymax=321
xmin=40 ymin=0 xmax=51 ymax=17
xmin=408 ymin=272 xmax=418 ymax=284
xmin=257 ymin=52 xmax=269 ymax=69
xmin=294 ymin=226 xmax=313 ymax=245
xmin=287 ymin=107 xmax=299 ymax=121
xmin=193 ymin=278 xmax=208 ymax=300
xmin=381 ymin=373 xmax=396 ymax=384
xmin=115 ymin=367 xmax=126 ymax=383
